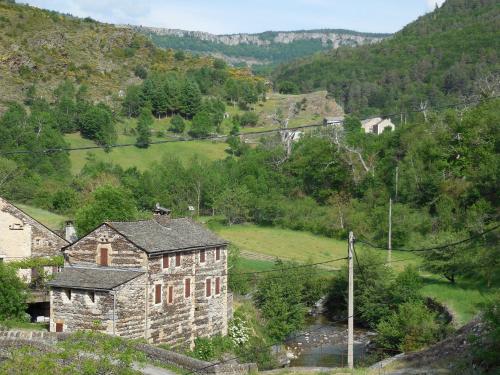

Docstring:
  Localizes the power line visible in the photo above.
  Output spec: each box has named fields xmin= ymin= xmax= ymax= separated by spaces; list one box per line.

xmin=357 ymin=224 xmax=499 ymax=253
xmin=1 ymin=95 xmax=498 ymax=157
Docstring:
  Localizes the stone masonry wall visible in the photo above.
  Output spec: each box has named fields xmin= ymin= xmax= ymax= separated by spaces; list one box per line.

xmin=63 ymin=224 xmax=147 ymax=269
xmin=115 ymin=274 xmax=148 ymax=340
xmin=50 ymin=288 xmax=115 ymax=334
xmin=146 ymin=246 xmax=228 ymax=347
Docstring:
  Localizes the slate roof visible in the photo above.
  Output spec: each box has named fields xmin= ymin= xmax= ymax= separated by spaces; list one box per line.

xmin=107 ymin=218 xmax=227 ymax=253
xmin=48 ymin=267 xmax=144 ymax=290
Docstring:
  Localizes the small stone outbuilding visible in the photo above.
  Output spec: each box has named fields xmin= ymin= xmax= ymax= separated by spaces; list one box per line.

xmin=48 ymin=210 xmax=230 ymax=348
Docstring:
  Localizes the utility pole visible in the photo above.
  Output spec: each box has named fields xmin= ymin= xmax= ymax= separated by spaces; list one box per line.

xmin=388 ymin=198 xmax=392 ymax=265
xmin=395 ymin=166 xmax=399 ymax=201
xmin=348 ymin=231 xmax=354 ymax=369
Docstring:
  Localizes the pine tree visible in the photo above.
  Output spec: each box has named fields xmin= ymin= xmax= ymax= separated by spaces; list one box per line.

xmin=135 ymin=106 xmax=153 ymax=148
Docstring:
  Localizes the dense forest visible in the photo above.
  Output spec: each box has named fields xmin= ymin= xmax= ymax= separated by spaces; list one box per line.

xmin=273 ymin=0 xmax=500 ymax=117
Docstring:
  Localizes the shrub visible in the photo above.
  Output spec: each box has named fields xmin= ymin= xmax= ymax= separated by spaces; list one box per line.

xmin=190 ymin=335 xmax=234 ymax=361
xmin=0 ymin=263 xmax=28 ymax=321
xmin=240 ymin=111 xmax=259 ymax=127
xmin=169 ymin=115 xmax=185 ymax=134
xmin=375 ymin=301 xmax=440 ymax=352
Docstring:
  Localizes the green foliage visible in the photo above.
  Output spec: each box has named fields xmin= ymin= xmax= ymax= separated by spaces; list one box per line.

xmin=278 ymin=81 xmax=300 ymax=94
xmin=240 ymin=111 xmax=259 ymax=127
xmin=274 ymin=0 xmax=500 ymax=115
xmin=135 ymin=106 xmax=153 ymax=148
xmin=214 ymin=186 xmax=251 ymax=225
xmin=375 ymin=301 xmax=441 ymax=352
xmin=146 ymin=29 xmax=387 ymax=65
xmin=254 ymin=259 xmax=326 ymax=341
xmin=75 ymin=185 xmax=139 ymax=235
xmin=8 ymin=256 xmax=63 ymax=270
xmin=168 ymin=114 xmax=185 ymax=133
xmin=79 ymin=103 xmax=116 ymax=147
xmin=228 ymin=245 xmax=250 ymax=294
xmin=189 ymin=335 xmax=234 ymax=361
xmin=0 ymin=263 xmax=28 ymax=321
xmin=0 ymin=331 xmax=146 ymax=374
xmin=189 ymin=111 xmax=213 ymax=138
xmin=470 ymin=293 xmax=500 ymax=372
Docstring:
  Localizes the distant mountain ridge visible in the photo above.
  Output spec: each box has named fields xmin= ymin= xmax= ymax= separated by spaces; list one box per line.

xmin=126 ymin=26 xmax=390 ymax=65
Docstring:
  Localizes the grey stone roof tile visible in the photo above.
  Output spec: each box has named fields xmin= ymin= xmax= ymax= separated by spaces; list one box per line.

xmin=48 ymin=267 xmax=144 ymax=290
xmin=107 ymin=218 xmax=227 ymax=253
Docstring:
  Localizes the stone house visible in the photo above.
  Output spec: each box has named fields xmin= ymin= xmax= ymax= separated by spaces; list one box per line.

xmin=48 ymin=209 xmax=230 ymax=348
xmin=361 ymin=117 xmax=395 ymax=135
xmin=0 ymin=197 xmax=68 ymax=283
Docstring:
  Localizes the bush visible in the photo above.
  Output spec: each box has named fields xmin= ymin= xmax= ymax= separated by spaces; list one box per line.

xmin=0 ymin=263 xmax=28 ymax=321
xmin=375 ymin=301 xmax=441 ymax=352
xmin=240 ymin=111 xmax=259 ymax=127
xmin=190 ymin=335 xmax=234 ymax=361
xmin=168 ymin=115 xmax=185 ymax=134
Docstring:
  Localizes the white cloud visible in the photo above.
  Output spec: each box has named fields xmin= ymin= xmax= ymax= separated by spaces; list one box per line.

xmin=426 ymin=0 xmax=445 ymax=9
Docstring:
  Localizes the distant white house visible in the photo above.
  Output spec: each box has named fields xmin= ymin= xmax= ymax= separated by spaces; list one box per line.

xmin=323 ymin=116 xmax=344 ymax=127
xmin=361 ymin=117 xmax=395 ymax=135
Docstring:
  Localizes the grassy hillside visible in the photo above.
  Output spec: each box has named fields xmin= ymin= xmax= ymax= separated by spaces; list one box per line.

xmin=274 ymin=0 xmax=500 ymax=116
xmin=216 ymin=224 xmax=420 ymax=270
xmin=15 ymin=203 xmax=67 ymax=230
xmin=0 ymin=1 xmax=217 ymax=113
xmin=65 ymin=132 xmax=228 ymax=174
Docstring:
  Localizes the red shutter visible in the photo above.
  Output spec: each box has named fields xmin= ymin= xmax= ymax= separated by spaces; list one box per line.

xmin=206 ymin=279 xmax=211 ymax=297
xmin=162 ymin=255 xmax=169 ymax=269
xmin=155 ymin=284 xmax=161 ymax=304
xmin=168 ymin=286 xmax=173 ymax=304
xmin=175 ymin=253 xmax=181 ymax=267
xmin=200 ymin=249 xmax=206 ymax=263
xmin=216 ymin=247 xmax=220 ymax=261
xmin=215 ymin=277 xmax=221 ymax=295
xmin=100 ymin=248 xmax=108 ymax=266
xmin=55 ymin=323 xmax=63 ymax=332
xmin=185 ymin=279 xmax=191 ymax=298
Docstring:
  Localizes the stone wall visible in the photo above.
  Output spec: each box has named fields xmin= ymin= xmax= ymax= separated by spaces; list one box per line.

xmin=115 ymin=274 xmax=148 ymax=339
xmin=63 ymin=224 xmax=147 ymax=269
xmin=146 ymin=246 xmax=228 ymax=347
xmin=50 ymin=288 xmax=115 ymax=334
xmin=135 ymin=343 xmax=257 ymax=375
xmin=0 ymin=330 xmax=256 ymax=375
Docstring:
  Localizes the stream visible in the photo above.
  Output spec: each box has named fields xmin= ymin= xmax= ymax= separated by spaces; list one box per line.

xmin=285 ymin=315 xmax=372 ymax=367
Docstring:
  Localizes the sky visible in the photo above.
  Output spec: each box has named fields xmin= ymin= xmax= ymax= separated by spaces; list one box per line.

xmin=23 ymin=0 xmax=446 ymax=34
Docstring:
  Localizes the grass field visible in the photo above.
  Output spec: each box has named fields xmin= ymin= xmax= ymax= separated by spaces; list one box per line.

xmin=420 ymin=274 xmax=497 ymax=326
xmin=15 ymin=203 xmax=68 ymax=231
xmin=216 ymin=224 xmax=419 ymax=271
xmin=217 ymin=224 xmax=492 ymax=325
xmin=65 ymin=132 xmax=229 ymax=174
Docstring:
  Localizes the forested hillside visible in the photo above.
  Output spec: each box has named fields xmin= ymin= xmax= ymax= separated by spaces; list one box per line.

xmin=133 ymin=27 xmax=389 ymax=66
xmin=0 ymin=1 xmax=236 ymax=114
xmin=273 ymin=0 xmax=500 ymax=116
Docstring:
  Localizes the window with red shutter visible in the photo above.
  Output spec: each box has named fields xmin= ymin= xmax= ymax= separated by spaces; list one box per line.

xmin=55 ymin=323 xmax=63 ymax=332
xmin=206 ymin=279 xmax=211 ymax=297
xmin=185 ymin=279 xmax=191 ymax=298
xmin=216 ymin=247 xmax=220 ymax=261
xmin=215 ymin=277 xmax=221 ymax=295
xmin=175 ymin=253 xmax=181 ymax=267
xmin=162 ymin=254 xmax=169 ymax=269
xmin=155 ymin=284 xmax=162 ymax=304
xmin=200 ymin=249 xmax=206 ymax=263
xmin=168 ymin=286 xmax=173 ymax=304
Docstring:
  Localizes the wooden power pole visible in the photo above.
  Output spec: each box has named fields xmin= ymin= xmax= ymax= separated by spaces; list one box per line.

xmin=388 ymin=198 xmax=392 ymax=265
xmin=348 ymin=231 xmax=354 ymax=369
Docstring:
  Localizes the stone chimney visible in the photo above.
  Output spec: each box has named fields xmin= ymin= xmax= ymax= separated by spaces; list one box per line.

xmin=65 ymin=221 xmax=78 ymax=243
xmin=153 ymin=203 xmax=171 ymax=226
